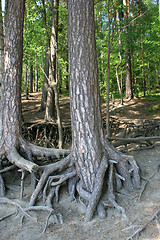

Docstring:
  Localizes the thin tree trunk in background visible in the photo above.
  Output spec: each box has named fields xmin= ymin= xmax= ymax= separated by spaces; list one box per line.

xmin=141 ymin=41 xmax=145 ymax=97
xmin=125 ymin=53 xmax=132 ymax=99
xmin=44 ymin=0 xmax=58 ymax=121
xmin=106 ymin=0 xmax=111 ymax=137
xmin=116 ymin=53 xmax=123 ymax=105
xmin=148 ymin=61 xmax=152 ymax=111
xmin=40 ymin=0 xmax=50 ymax=112
xmin=123 ymin=0 xmax=133 ymax=99
xmin=24 ymin=66 xmax=29 ymax=100
xmin=30 ymin=65 xmax=33 ymax=93
xmin=35 ymin=60 xmax=38 ymax=92
xmin=139 ymin=0 xmax=145 ymax=97
xmin=45 ymin=0 xmax=63 ymax=148
xmin=40 ymin=47 xmax=49 ymax=111
xmin=116 ymin=9 xmax=123 ymax=105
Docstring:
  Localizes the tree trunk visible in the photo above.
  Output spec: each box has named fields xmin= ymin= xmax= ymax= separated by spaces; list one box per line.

xmin=35 ymin=59 xmax=38 ymax=92
xmin=1 ymin=0 xmax=25 ymax=152
xmin=125 ymin=53 xmax=133 ymax=99
xmin=30 ymin=64 xmax=33 ymax=93
xmin=0 ymin=0 xmax=141 ymax=224
xmin=44 ymin=0 xmax=59 ymax=121
xmin=68 ymin=0 xmax=140 ymax=221
xmin=44 ymin=86 xmax=56 ymax=121
xmin=40 ymin=46 xmax=49 ymax=112
xmin=24 ymin=65 xmax=29 ymax=100
xmin=106 ymin=0 xmax=111 ymax=137
xmin=68 ymin=0 xmax=107 ymax=214
xmin=116 ymin=9 xmax=123 ymax=105
xmin=0 ymin=0 xmax=69 ymax=206
xmin=0 ymin=0 xmax=4 ymax=141
xmin=123 ymin=0 xmax=133 ymax=99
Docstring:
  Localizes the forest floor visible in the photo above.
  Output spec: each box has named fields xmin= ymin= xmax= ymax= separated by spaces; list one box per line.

xmin=0 ymin=92 xmax=160 ymax=240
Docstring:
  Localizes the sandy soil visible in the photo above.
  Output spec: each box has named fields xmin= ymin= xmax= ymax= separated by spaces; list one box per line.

xmin=0 ymin=93 xmax=160 ymax=240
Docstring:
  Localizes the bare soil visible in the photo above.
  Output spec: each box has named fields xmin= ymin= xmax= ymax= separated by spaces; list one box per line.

xmin=0 ymin=92 xmax=160 ymax=240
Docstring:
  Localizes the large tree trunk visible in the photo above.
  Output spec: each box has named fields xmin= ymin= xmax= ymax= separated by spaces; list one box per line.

xmin=68 ymin=0 xmax=140 ymax=222
xmin=0 ymin=0 xmax=4 ymax=141
xmin=0 ymin=0 xmax=141 ymax=225
xmin=68 ymin=0 xmax=105 ymax=192
xmin=1 ymin=0 xmax=25 ymax=152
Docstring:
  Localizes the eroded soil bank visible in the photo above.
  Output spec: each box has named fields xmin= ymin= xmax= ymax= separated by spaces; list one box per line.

xmin=0 ymin=93 xmax=160 ymax=240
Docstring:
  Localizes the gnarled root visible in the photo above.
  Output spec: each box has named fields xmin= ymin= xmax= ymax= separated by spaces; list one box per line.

xmin=108 ymin=161 xmax=127 ymax=220
xmin=75 ymin=146 xmax=140 ymax=221
xmin=0 ymin=135 xmax=141 ymax=224
xmin=29 ymin=154 xmax=72 ymax=206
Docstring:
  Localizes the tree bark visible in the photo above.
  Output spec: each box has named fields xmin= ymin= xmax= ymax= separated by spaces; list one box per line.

xmin=29 ymin=64 xmax=34 ymax=93
xmin=44 ymin=0 xmax=59 ymax=121
xmin=123 ymin=0 xmax=133 ymax=99
xmin=68 ymin=0 xmax=106 ymax=192
xmin=0 ymin=0 xmax=4 ymax=141
xmin=40 ymin=46 xmax=49 ymax=112
xmin=68 ymin=0 xmax=140 ymax=221
xmin=116 ymin=9 xmax=123 ymax=105
xmin=35 ymin=59 xmax=38 ymax=92
xmin=1 ymin=0 xmax=25 ymax=152
xmin=106 ymin=0 xmax=111 ymax=137
xmin=24 ymin=65 xmax=29 ymax=100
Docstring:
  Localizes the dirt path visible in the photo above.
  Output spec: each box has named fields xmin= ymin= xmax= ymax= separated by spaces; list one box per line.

xmin=22 ymin=92 xmax=159 ymax=123
xmin=0 ymin=93 xmax=160 ymax=240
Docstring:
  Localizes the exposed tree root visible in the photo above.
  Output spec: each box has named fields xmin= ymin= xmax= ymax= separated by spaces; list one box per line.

xmin=0 ymin=197 xmax=63 ymax=233
xmin=0 ymin=134 xmax=141 ymax=225
xmin=6 ymin=147 xmax=39 ymax=173
xmin=29 ymin=154 xmax=72 ymax=206
xmin=0 ymin=165 xmax=16 ymax=174
xmin=0 ymin=173 xmax=5 ymax=196
xmin=107 ymin=161 xmax=127 ymax=220
xmin=0 ymin=211 xmax=16 ymax=221
xmin=123 ymin=206 xmax=160 ymax=239
xmin=0 ymin=197 xmax=36 ymax=221
xmin=85 ymin=153 xmax=108 ymax=222
xmin=24 ymin=206 xmax=63 ymax=233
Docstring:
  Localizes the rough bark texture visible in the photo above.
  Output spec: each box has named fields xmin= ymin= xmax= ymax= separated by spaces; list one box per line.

xmin=44 ymin=0 xmax=58 ymax=121
xmin=68 ymin=0 xmax=140 ymax=221
xmin=0 ymin=0 xmax=141 ymax=224
xmin=1 ymin=0 xmax=25 ymax=152
xmin=0 ymin=0 xmax=4 ymax=141
xmin=68 ymin=0 xmax=106 ymax=193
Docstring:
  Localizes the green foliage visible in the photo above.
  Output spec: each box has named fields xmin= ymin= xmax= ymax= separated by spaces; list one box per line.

xmin=95 ymin=0 xmax=160 ymax=101
xmin=22 ymin=0 xmax=160 ymax=101
xmin=22 ymin=0 xmax=68 ymax=94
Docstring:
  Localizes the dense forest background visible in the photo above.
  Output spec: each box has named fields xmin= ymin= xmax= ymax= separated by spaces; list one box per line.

xmin=22 ymin=0 xmax=160 ymax=111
